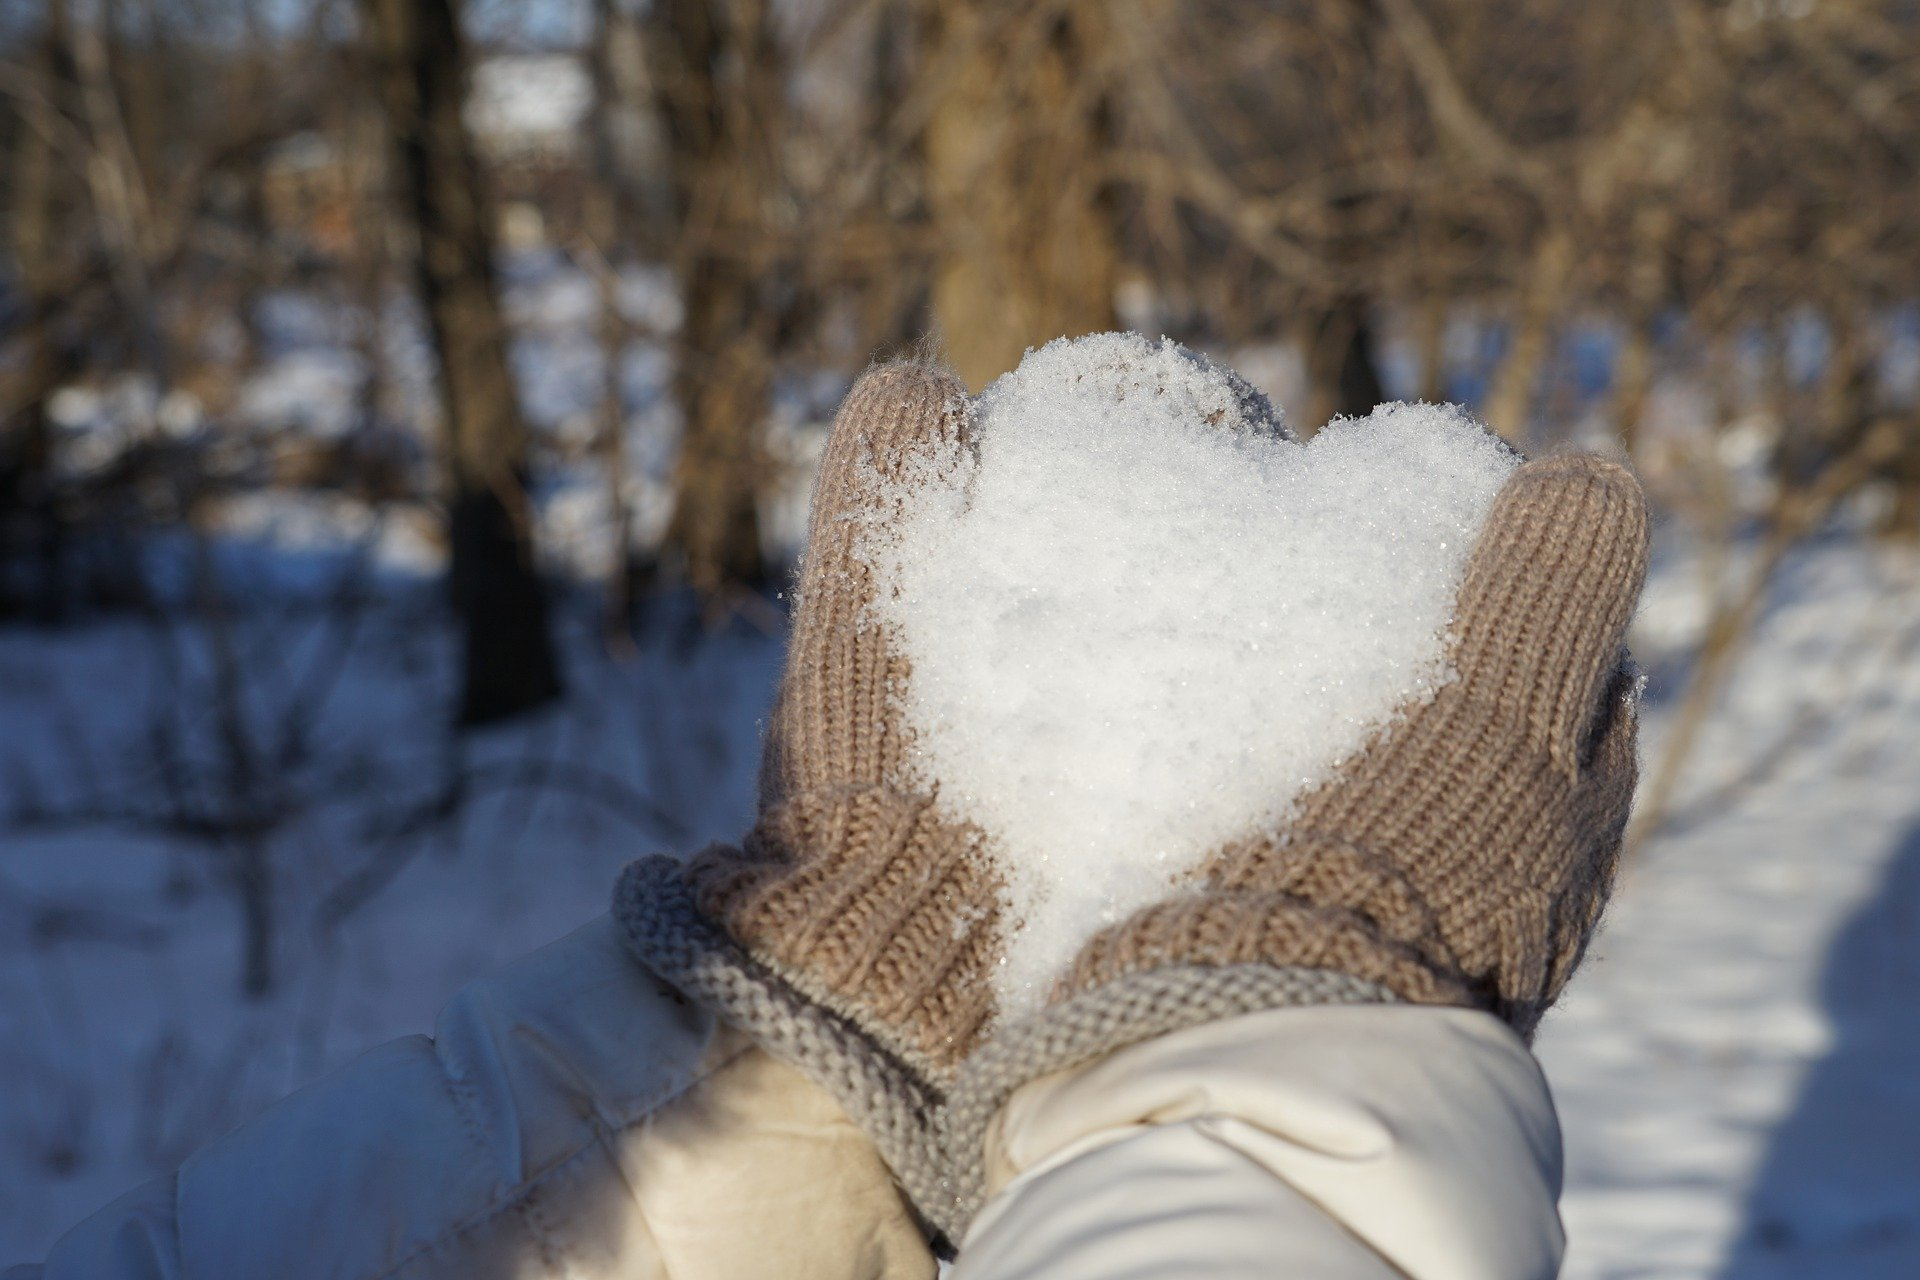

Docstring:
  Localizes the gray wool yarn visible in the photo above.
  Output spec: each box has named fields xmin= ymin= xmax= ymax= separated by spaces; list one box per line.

xmin=615 ymin=853 xmax=1396 ymax=1250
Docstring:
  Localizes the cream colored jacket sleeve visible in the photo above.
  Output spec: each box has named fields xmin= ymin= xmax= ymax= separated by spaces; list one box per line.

xmin=952 ymin=1005 xmax=1565 ymax=1280
xmin=12 ymin=916 xmax=933 ymax=1280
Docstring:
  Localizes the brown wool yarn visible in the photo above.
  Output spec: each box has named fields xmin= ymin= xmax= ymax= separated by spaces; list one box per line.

xmin=681 ymin=361 xmax=1005 ymax=1079
xmin=1056 ymin=452 xmax=1651 ymax=1041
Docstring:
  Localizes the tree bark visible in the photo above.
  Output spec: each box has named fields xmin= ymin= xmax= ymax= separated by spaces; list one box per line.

xmin=3 ymin=0 xmax=78 ymax=621
xmin=923 ymin=2 xmax=1119 ymax=391
xmin=649 ymin=0 xmax=781 ymax=597
xmin=1483 ymin=223 xmax=1574 ymax=445
xmin=1302 ymin=293 xmax=1387 ymax=434
xmin=1609 ymin=205 xmax=1673 ymax=459
xmin=590 ymin=0 xmax=670 ymax=245
xmin=1415 ymin=294 xmax=1449 ymax=404
xmin=584 ymin=0 xmax=656 ymax=640
xmin=861 ymin=0 xmax=931 ymax=359
xmin=360 ymin=0 xmax=560 ymax=725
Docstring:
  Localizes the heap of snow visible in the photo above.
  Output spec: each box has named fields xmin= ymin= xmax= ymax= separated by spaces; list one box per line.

xmin=865 ymin=333 xmax=1519 ymax=1021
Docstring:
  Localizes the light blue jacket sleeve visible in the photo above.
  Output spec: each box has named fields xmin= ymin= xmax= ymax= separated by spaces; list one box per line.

xmin=10 ymin=916 xmax=722 ymax=1280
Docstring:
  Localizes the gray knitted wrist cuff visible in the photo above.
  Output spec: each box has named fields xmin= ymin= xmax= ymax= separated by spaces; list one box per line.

xmin=612 ymin=855 xmax=959 ymax=1248
xmin=934 ymin=963 xmax=1400 ymax=1233
xmin=616 ymin=856 xmax=1400 ymax=1250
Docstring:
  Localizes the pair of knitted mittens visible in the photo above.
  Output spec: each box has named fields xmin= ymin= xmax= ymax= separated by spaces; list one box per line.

xmin=615 ymin=345 xmax=1650 ymax=1248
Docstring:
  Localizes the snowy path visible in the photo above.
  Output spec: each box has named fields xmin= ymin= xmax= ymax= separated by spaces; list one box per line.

xmin=1540 ymin=539 xmax=1920 ymax=1279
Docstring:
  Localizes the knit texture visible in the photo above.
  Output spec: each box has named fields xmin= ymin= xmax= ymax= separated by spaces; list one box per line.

xmin=614 ymin=851 xmax=1395 ymax=1248
xmin=1058 ymin=453 xmax=1651 ymax=1041
xmin=938 ymin=962 xmax=1397 ymax=1231
xmin=613 ymin=855 xmax=956 ymax=1242
xmin=624 ymin=361 xmax=1004 ymax=1091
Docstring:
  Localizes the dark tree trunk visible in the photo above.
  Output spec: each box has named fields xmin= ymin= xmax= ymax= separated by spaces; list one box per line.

xmin=2 ymin=0 xmax=78 ymax=622
xmin=360 ymin=0 xmax=560 ymax=724
xmin=1333 ymin=298 xmax=1387 ymax=420
xmin=1302 ymin=294 xmax=1386 ymax=434
xmin=585 ymin=0 xmax=645 ymax=639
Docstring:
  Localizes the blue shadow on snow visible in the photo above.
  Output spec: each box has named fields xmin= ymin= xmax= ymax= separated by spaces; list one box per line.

xmin=1719 ymin=815 xmax=1920 ymax=1278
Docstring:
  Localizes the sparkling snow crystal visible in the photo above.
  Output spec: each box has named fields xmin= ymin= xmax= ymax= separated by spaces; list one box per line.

xmin=865 ymin=333 xmax=1520 ymax=1022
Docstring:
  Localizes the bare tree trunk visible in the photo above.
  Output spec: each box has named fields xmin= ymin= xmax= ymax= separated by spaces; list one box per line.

xmin=1415 ymin=293 xmax=1448 ymax=404
xmin=590 ymin=0 xmax=669 ymax=242
xmin=348 ymin=103 xmax=395 ymax=435
xmin=1483 ymin=222 xmax=1574 ymax=444
xmin=3 ymin=0 xmax=76 ymax=620
xmin=68 ymin=4 xmax=168 ymax=394
xmin=1302 ymin=293 xmax=1387 ymax=433
xmin=584 ymin=0 xmax=649 ymax=642
xmin=1609 ymin=205 xmax=1672 ymax=459
xmin=650 ymin=0 xmax=780 ymax=596
xmin=1610 ymin=316 xmax=1655 ymax=457
xmin=861 ymin=0 xmax=930 ymax=358
xmin=360 ymin=0 xmax=561 ymax=725
xmin=923 ymin=2 xmax=1119 ymax=391
xmin=588 ymin=238 xmax=635 ymax=644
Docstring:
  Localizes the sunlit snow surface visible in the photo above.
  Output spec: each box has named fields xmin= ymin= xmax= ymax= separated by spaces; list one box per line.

xmin=867 ymin=334 xmax=1517 ymax=1020
xmin=1538 ymin=538 xmax=1920 ymax=1280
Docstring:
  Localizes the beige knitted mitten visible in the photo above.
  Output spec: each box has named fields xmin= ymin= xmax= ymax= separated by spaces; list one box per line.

xmin=687 ymin=360 xmax=1004 ymax=1072
xmin=1057 ymin=450 xmax=1650 ymax=1038
xmin=615 ymin=361 xmax=1005 ymax=1241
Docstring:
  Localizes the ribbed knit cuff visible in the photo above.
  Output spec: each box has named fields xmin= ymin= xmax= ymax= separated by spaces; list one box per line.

xmin=934 ymin=963 xmax=1401 ymax=1238
xmin=684 ymin=787 xmax=1000 ymax=1072
xmin=1060 ymin=885 xmax=1485 ymax=1011
xmin=613 ymin=855 xmax=960 ymax=1249
xmin=617 ymin=857 xmax=1409 ymax=1249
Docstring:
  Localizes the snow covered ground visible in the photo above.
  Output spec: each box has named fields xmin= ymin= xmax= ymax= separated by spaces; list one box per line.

xmin=1539 ymin=531 xmax=1920 ymax=1280
xmin=0 ymin=569 xmax=784 ymax=1262
xmin=3 ymin=259 xmax=795 ymax=1278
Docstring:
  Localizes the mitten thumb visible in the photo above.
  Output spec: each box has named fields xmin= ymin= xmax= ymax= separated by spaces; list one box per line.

xmin=1450 ymin=454 xmax=1650 ymax=776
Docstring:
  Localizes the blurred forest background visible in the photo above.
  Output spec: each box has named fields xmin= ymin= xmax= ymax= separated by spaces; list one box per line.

xmin=4 ymin=1 xmax=1920 ymax=1276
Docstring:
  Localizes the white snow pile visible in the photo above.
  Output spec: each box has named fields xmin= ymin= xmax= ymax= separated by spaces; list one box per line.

xmin=864 ymin=332 xmax=1520 ymax=1021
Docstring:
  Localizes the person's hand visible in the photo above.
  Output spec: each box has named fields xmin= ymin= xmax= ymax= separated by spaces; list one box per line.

xmin=683 ymin=362 xmax=1004 ymax=1076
